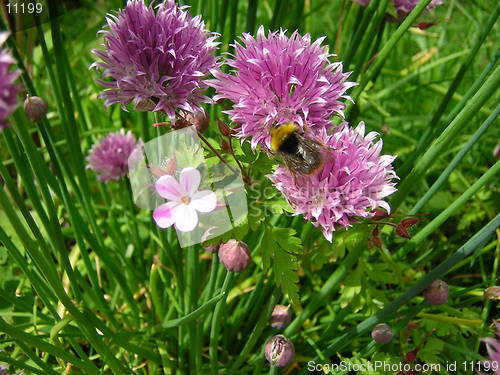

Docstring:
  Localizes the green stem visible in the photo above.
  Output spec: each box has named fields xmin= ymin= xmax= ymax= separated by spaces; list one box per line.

xmin=229 ymin=292 xmax=278 ymax=373
xmin=210 ymin=271 xmax=234 ymax=375
xmin=391 ymin=64 xmax=500 ymax=210
xmin=321 ymin=214 xmax=500 ymax=357
xmin=398 ymin=159 xmax=500 ymax=258
xmin=410 ymin=105 xmax=500 ymax=214
xmin=397 ymin=2 xmax=500 ymax=177
xmin=284 ymin=239 xmax=366 ymax=337
xmin=347 ymin=0 xmax=433 ymax=110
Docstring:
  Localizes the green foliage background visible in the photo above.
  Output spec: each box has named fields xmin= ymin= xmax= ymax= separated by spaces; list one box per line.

xmin=0 ymin=0 xmax=498 ymax=374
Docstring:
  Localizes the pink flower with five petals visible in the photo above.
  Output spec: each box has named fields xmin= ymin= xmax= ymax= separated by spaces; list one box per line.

xmin=153 ymin=167 xmax=217 ymax=232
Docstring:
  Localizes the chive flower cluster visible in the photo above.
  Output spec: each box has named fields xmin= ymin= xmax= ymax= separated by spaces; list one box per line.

xmin=91 ymin=0 xmax=218 ymax=122
xmin=208 ymin=26 xmax=355 ymax=149
xmin=0 ymin=32 xmax=19 ymax=131
xmin=207 ymin=26 xmax=397 ymax=241
xmin=90 ymin=0 xmax=398 ymax=241
xmin=86 ymin=130 xmax=138 ymax=182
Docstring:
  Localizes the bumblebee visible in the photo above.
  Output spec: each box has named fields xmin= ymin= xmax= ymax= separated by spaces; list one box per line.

xmin=270 ymin=123 xmax=324 ymax=175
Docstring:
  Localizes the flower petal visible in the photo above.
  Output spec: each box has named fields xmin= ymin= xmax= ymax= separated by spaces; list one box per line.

xmin=190 ymin=190 xmax=217 ymax=213
xmin=155 ymin=175 xmax=185 ymax=201
xmin=153 ymin=202 xmax=178 ymax=228
xmin=179 ymin=167 xmax=201 ymax=196
xmin=174 ymin=205 xmax=199 ymax=232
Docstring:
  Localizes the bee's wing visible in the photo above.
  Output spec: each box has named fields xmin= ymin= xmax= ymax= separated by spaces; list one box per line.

xmin=281 ymin=153 xmax=313 ymax=175
xmin=296 ymin=135 xmax=323 ymax=166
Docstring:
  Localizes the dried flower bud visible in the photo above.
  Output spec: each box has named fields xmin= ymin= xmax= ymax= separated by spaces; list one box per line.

xmin=423 ymin=280 xmax=449 ymax=305
xmin=218 ymin=119 xmax=232 ymax=136
xmin=265 ymin=335 xmax=294 ymax=367
xmin=369 ymin=227 xmax=382 ymax=249
xmin=170 ymin=117 xmax=191 ymax=130
xmin=372 ymin=209 xmax=389 ymax=220
xmin=395 ymin=225 xmax=411 ymax=239
xmin=24 ymin=96 xmax=48 ymax=122
xmin=135 ymin=97 xmax=156 ymax=112
xmin=405 ymin=349 xmax=418 ymax=362
xmin=218 ymin=239 xmax=251 ymax=272
xmin=269 ymin=305 xmax=292 ymax=329
xmin=484 ymin=286 xmax=500 ymax=300
xmin=204 ymin=244 xmax=219 ymax=253
xmin=221 ymin=139 xmax=232 ymax=152
xmin=185 ymin=110 xmax=209 ymax=133
xmin=371 ymin=323 xmax=393 ymax=344
xmin=401 ymin=217 xmax=419 ymax=228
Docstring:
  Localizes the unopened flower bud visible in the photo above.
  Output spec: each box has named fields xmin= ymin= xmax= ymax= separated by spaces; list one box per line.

xmin=269 ymin=305 xmax=291 ymax=329
xmin=484 ymin=286 xmax=500 ymax=300
xmin=218 ymin=239 xmax=251 ymax=272
xmin=423 ymin=280 xmax=449 ymax=305
xmin=265 ymin=335 xmax=294 ymax=367
xmin=185 ymin=110 xmax=209 ymax=133
xmin=24 ymin=96 xmax=48 ymax=122
xmin=371 ymin=323 xmax=393 ymax=344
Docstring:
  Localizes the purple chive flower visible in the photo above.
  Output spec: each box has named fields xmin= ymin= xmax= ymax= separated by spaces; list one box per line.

xmin=482 ymin=322 xmax=500 ymax=375
xmin=269 ymin=122 xmax=398 ymax=242
xmin=91 ymin=0 xmax=218 ymax=122
xmin=153 ymin=167 xmax=217 ymax=232
xmin=86 ymin=130 xmax=138 ymax=182
xmin=0 ymin=32 xmax=20 ymax=131
xmin=208 ymin=26 xmax=355 ymax=149
xmin=393 ymin=0 xmax=443 ymax=16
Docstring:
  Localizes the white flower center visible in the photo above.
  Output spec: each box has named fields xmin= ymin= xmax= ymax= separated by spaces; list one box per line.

xmin=181 ymin=196 xmax=191 ymax=205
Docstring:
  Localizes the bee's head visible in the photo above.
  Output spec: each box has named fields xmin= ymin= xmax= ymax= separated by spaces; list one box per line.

xmin=270 ymin=122 xmax=298 ymax=151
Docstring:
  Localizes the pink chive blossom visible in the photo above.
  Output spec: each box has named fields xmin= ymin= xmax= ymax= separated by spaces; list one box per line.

xmin=0 ymin=32 xmax=20 ymax=131
xmin=481 ymin=322 xmax=500 ymax=375
xmin=86 ymin=130 xmax=138 ymax=182
xmin=268 ymin=122 xmax=398 ymax=242
xmin=91 ymin=0 xmax=218 ymax=122
xmin=208 ymin=26 xmax=355 ymax=150
xmin=153 ymin=167 xmax=216 ymax=232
